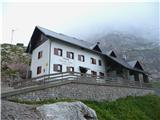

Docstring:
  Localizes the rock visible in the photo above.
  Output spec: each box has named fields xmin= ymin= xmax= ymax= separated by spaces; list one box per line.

xmin=37 ymin=101 xmax=98 ymax=120
xmin=1 ymin=100 xmax=41 ymax=120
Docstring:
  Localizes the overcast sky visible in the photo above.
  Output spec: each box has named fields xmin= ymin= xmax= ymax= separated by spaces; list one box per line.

xmin=2 ymin=2 xmax=159 ymax=46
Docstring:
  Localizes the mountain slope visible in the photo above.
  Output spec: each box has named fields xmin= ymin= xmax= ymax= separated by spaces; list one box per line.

xmin=87 ymin=32 xmax=160 ymax=81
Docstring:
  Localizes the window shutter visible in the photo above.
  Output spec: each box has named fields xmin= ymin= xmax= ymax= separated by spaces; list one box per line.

xmin=58 ymin=49 xmax=61 ymax=56
xmin=82 ymin=56 xmax=84 ymax=61
xmin=67 ymin=67 xmax=70 ymax=72
xmin=53 ymin=64 xmax=57 ymax=71
xmin=70 ymin=52 xmax=73 ymax=59
xmin=72 ymin=67 xmax=74 ymax=72
xmin=67 ymin=52 xmax=70 ymax=58
xmin=38 ymin=52 xmax=40 ymax=59
xmin=54 ymin=48 xmax=58 ymax=55
xmin=94 ymin=59 xmax=96 ymax=64
xmin=78 ymin=55 xmax=81 ymax=61
xmin=59 ymin=65 xmax=62 ymax=72
xmin=99 ymin=60 xmax=102 ymax=66
xmin=60 ymin=49 xmax=62 ymax=56
xmin=91 ymin=58 xmax=93 ymax=64
xmin=41 ymin=52 xmax=42 ymax=58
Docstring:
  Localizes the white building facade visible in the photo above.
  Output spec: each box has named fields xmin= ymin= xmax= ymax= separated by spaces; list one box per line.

xmin=31 ymin=36 xmax=107 ymax=78
xmin=27 ymin=26 xmax=149 ymax=83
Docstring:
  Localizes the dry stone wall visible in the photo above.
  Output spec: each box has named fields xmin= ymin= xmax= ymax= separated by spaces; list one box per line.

xmin=7 ymin=82 xmax=155 ymax=101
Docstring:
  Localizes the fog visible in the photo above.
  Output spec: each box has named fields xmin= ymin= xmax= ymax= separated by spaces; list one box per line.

xmin=2 ymin=2 xmax=159 ymax=46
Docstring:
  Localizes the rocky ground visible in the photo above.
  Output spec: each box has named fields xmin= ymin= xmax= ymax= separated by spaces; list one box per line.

xmin=1 ymin=100 xmax=41 ymax=120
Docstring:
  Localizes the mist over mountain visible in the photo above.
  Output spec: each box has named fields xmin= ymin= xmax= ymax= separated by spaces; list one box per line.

xmin=87 ymin=31 xmax=160 ymax=80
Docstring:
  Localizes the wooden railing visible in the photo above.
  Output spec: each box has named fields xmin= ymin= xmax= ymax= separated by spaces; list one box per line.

xmin=9 ymin=72 xmax=153 ymax=89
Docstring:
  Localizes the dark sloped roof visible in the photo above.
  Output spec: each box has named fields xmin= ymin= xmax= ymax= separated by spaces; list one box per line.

xmin=128 ymin=60 xmax=137 ymax=68
xmin=27 ymin=26 xmax=147 ymax=74
xmin=106 ymin=50 xmax=117 ymax=57
xmin=89 ymin=44 xmax=102 ymax=53
xmin=37 ymin=26 xmax=93 ymax=49
xmin=128 ymin=60 xmax=144 ymax=70
xmin=107 ymin=55 xmax=145 ymax=73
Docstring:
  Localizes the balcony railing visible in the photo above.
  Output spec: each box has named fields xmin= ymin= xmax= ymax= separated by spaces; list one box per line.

xmin=9 ymin=72 xmax=153 ymax=89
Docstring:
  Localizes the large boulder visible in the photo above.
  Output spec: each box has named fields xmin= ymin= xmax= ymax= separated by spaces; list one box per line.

xmin=1 ymin=100 xmax=41 ymax=120
xmin=37 ymin=101 xmax=98 ymax=120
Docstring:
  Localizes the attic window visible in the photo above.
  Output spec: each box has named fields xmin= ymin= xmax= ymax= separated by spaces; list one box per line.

xmin=92 ymin=43 xmax=102 ymax=53
xmin=110 ymin=52 xmax=117 ymax=57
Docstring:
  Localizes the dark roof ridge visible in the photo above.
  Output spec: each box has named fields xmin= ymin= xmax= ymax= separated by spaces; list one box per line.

xmin=36 ymin=26 xmax=93 ymax=46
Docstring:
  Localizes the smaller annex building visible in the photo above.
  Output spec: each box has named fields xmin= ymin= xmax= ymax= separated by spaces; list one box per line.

xmin=26 ymin=26 xmax=149 ymax=83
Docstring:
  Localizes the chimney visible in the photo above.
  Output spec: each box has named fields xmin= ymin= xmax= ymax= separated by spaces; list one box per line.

xmin=122 ymin=54 xmax=127 ymax=60
xmin=97 ymin=42 xmax=100 ymax=45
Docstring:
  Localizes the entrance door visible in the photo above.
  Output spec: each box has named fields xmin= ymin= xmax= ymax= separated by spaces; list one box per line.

xmin=79 ymin=66 xmax=88 ymax=76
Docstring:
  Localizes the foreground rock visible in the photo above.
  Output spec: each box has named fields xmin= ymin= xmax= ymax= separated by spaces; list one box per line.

xmin=37 ymin=101 xmax=98 ymax=120
xmin=2 ymin=100 xmax=97 ymax=120
xmin=1 ymin=100 xmax=41 ymax=120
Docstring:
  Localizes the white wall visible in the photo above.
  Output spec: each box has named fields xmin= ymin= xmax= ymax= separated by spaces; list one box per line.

xmin=31 ymin=40 xmax=50 ymax=78
xmin=50 ymin=40 xmax=108 ymax=76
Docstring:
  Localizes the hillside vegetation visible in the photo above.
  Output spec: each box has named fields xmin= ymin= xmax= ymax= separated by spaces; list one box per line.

xmin=1 ymin=43 xmax=30 ymax=79
xmin=11 ymin=95 xmax=160 ymax=120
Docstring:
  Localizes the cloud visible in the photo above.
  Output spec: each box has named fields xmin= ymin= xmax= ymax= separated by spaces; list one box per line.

xmin=2 ymin=2 xmax=159 ymax=45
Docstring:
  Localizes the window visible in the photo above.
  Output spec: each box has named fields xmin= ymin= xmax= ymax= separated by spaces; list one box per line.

xmin=67 ymin=66 xmax=74 ymax=72
xmin=38 ymin=51 xmax=42 ymax=59
xmin=37 ymin=66 xmax=42 ymax=74
xmin=98 ymin=60 xmax=102 ymax=66
xmin=91 ymin=58 xmax=96 ymax=64
xmin=54 ymin=48 xmax=62 ymax=56
xmin=99 ymin=72 xmax=104 ymax=78
xmin=53 ymin=64 xmax=62 ymax=72
xmin=91 ymin=71 xmax=97 ymax=77
xmin=40 ymin=34 xmax=43 ymax=41
xmin=78 ymin=55 xmax=85 ymax=62
xmin=67 ymin=52 xmax=74 ymax=59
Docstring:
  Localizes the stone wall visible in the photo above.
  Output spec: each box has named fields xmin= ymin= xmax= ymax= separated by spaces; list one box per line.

xmin=7 ymin=82 xmax=155 ymax=101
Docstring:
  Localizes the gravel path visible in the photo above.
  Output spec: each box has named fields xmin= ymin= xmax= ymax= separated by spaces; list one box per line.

xmin=1 ymin=100 xmax=41 ymax=120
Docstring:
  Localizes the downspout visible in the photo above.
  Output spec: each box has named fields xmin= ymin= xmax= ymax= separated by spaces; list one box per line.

xmin=48 ymin=39 xmax=51 ymax=75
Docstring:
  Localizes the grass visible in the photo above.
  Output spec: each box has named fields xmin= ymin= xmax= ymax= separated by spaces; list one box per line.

xmin=10 ymin=94 xmax=160 ymax=120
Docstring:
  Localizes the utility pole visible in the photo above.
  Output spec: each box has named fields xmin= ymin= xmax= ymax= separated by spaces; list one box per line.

xmin=11 ymin=29 xmax=15 ymax=44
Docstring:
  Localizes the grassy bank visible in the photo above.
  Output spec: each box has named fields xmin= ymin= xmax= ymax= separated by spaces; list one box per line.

xmin=84 ymin=95 xmax=160 ymax=120
xmin=11 ymin=95 xmax=160 ymax=120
